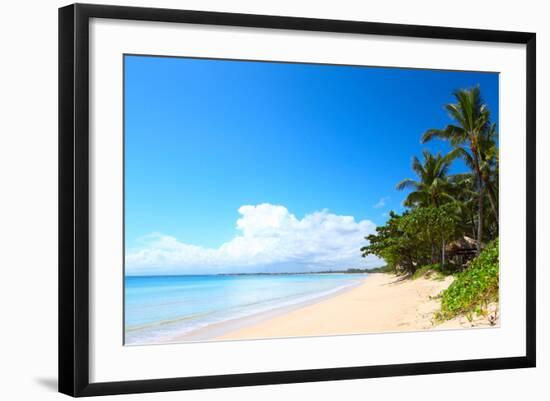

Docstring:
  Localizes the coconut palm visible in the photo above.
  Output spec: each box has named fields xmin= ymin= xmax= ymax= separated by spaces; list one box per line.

xmin=478 ymin=123 xmax=499 ymax=221
xmin=448 ymin=172 xmax=479 ymax=241
xmin=420 ymin=86 xmax=494 ymax=253
xmin=396 ymin=150 xmax=457 ymax=208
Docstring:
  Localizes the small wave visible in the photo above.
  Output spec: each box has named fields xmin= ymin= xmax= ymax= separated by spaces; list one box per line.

xmin=126 ymin=310 xmax=214 ymax=333
xmin=125 ymin=276 xmax=363 ymax=344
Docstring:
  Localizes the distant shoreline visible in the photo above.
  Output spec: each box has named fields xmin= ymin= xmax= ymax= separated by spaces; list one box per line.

xmin=125 ymin=269 xmax=381 ymax=278
xmin=216 ymin=270 xmax=372 ymax=276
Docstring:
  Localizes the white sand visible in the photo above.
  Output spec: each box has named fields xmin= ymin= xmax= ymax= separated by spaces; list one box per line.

xmin=216 ymin=273 xmax=498 ymax=341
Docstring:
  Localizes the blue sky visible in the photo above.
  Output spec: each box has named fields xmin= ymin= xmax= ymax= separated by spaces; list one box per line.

xmin=124 ymin=55 xmax=498 ymax=274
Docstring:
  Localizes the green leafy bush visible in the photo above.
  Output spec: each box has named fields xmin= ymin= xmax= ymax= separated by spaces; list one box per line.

xmin=361 ymin=206 xmax=460 ymax=275
xmin=438 ymin=239 xmax=499 ymax=320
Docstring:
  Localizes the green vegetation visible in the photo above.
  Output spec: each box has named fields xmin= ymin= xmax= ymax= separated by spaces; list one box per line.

xmin=360 ymin=86 xmax=499 ymax=322
xmin=411 ymin=264 xmax=446 ymax=280
xmin=365 ymin=265 xmax=395 ymax=274
xmin=437 ymin=239 xmax=499 ymax=320
xmin=395 ymin=150 xmax=457 ymax=208
xmin=361 ymin=204 xmax=461 ymax=275
xmin=343 ymin=268 xmax=373 ymax=273
xmin=421 ymin=86 xmax=499 ymax=251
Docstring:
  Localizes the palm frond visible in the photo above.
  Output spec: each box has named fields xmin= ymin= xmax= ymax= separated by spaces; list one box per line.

xmin=403 ymin=191 xmax=427 ymax=208
xmin=453 ymin=147 xmax=476 ymax=171
xmin=421 ymin=128 xmax=444 ymax=143
xmin=396 ymin=178 xmax=419 ymax=191
xmin=411 ymin=156 xmax=424 ymax=177
xmin=444 ymin=147 xmax=462 ymax=164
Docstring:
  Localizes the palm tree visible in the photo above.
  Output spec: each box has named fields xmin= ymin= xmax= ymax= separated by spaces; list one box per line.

xmin=420 ymin=86 xmax=494 ymax=253
xmin=478 ymin=123 xmax=499 ymax=221
xmin=396 ymin=150 xmax=458 ymax=265
xmin=396 ymin=150 xmax=457 ymax=208
xmin=448 ymin=172 xmax=479 ymax=241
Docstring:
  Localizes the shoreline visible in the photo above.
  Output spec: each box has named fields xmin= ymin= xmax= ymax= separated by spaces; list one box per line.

xmin=216 ymin=273 xmax=498 ymax=341
xmin=167 ymin=277 xmax=365 ymax=343
xmin=216 ymin=273 xmax=452 ymax=341
xmin=163 ymin=272 xmax=498 ymax=344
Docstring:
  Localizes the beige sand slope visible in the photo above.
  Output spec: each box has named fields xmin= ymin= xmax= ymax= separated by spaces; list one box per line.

xmin=217 ymin=273 xmax=497 ymax=341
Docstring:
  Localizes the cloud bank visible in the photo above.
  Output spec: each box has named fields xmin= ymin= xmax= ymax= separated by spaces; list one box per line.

xmin=126 ymin=203 xmax=383 ymax=275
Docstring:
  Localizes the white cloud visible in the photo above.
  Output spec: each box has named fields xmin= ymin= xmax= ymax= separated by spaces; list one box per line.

xmin=373 ymin=197 xmax=389 ymax=209
xmin=126 ymin=203 xmax=383 ymax=275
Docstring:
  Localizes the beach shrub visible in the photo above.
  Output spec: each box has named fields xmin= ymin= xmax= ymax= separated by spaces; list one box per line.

xmin=438 ymin=238 xmax=499 ymax=320
xmin=413 ymin=261 xmax=463 ymax=280
xmin=412 ymin=264 xmax=445 ymax=280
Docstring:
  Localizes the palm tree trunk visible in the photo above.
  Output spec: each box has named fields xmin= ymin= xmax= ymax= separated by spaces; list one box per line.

xmin=441 ymin=238 xmax=446 ymax=269
xmin=470 ymin=211 xmax=477 ymax=241
xmin=472 ymin=148 xmax=484 ymax=254
xmin=477 ymin=179 xmax=484 ymax=254
xmin=484 ymin=179 xmax=499 ymax=223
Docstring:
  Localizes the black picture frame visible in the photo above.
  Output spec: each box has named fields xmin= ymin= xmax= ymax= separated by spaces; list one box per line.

xmin=59 ymin=3 xmax=536 ymax=397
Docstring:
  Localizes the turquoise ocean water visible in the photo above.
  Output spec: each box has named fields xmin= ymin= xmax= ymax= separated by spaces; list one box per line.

xmin=125 ymin=273 xmax=365 ymax=345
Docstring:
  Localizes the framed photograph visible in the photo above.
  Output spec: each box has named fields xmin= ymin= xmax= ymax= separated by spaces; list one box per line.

xmin=58 ymin=3 xmax=536 ymax=397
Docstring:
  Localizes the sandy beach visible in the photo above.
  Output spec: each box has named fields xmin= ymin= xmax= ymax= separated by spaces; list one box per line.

xmin=214 ymin=273 xmax=497 ymax=341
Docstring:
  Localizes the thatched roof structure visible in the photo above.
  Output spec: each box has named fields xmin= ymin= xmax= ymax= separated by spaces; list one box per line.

xmin=445 ymin=236 xmax=479 ymax=254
